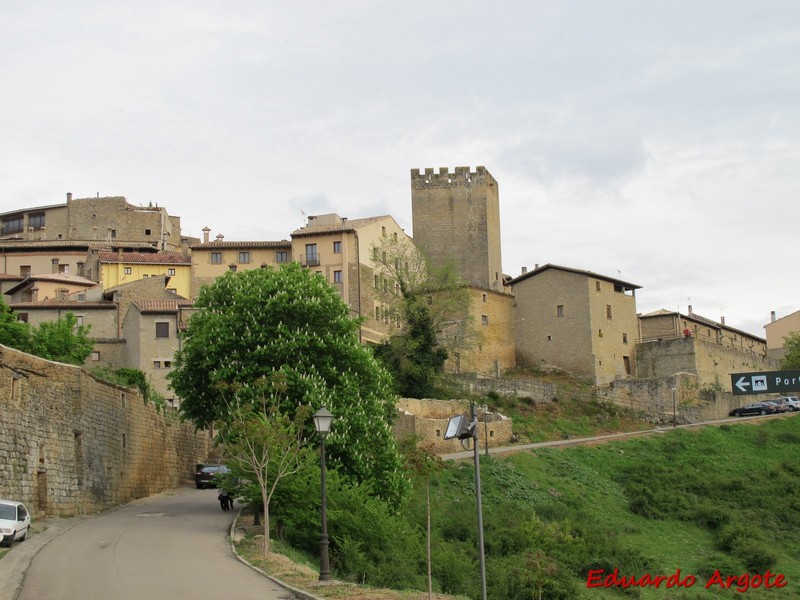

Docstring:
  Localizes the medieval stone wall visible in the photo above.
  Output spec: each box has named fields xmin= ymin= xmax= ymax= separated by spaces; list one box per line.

xmin=394 ymin=398 xmax=514 ymax=454
xmin=0 ymin=345 xmax=210 ymax=518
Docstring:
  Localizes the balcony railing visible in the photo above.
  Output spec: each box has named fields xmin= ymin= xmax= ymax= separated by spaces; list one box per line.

xmin=302 ymin=254 xmax=320 ymax=267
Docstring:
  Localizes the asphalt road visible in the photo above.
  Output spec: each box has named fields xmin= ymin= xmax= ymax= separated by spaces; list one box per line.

xmin=15 ymin=487 xmax=297 ymax=600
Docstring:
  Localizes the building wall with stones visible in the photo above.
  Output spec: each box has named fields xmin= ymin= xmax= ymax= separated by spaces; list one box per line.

xmin=636 ymin=337 xmax=777 ymax=392
xmin=0 ymin=345 xmax=210 ymax=518
xmin=411 ymin=166 xmax=504 ymax=293
xmin=394 ymin=398 xmax=513 ymax=454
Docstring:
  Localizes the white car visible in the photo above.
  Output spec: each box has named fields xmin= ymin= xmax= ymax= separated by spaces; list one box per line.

xmin=0 ymin=500 xmax=31 ymax=547
xmin=773 ymin=397 xmax=800 ymax=412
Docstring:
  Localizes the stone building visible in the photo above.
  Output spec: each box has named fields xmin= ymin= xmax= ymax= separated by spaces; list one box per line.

xmin=0 ymin=193 xmax=184 ymax=251
xmin=190 ymin=229 xmax=292 ymax=299
xmin=764 ymin=308 xmax=800 ymax=362
xmin=411 ymin=166 xmax=516 ymax=374
xmin=510 ymin=264 xmax=641 ymax=385
xmin=122 ymin=298 xmax=193 ymax=406
xmin=637 ymin=308 xmax=777 ymax=391
xmin=0 ymin=239 xmax=161 ymax=285
xmin=4 ymin=273 xmax=98 ymax=304
xmin=91 ymin=251 xmax=192 ymax=298
xmin=411 ymin=166 xmax=504 ymax=292
xmin=290 ymin=213 xmax=409 ymax=345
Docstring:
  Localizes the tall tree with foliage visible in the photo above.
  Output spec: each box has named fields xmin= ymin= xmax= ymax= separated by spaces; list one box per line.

xmin=168 ymin=263 xmax=408 ymax=506
xmin=370 ymin=235 xmax=475 ymax=397
xmin=219 ymin=374 xmax=313 ymax=556
xmin=780 ymin=332 xmax=800 ymax=370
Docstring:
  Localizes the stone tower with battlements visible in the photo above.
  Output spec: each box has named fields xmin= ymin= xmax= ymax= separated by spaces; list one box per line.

xmin=410 ymin=166 xmax=503 ymax=291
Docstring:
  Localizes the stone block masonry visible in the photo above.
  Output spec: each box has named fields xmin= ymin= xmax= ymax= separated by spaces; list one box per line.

xmin=0 ymin=345 xmax=210 ymax=518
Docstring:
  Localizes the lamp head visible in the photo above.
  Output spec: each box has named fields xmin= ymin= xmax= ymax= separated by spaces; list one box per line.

xmin=313 ymin=406 xmax=334 ymax=435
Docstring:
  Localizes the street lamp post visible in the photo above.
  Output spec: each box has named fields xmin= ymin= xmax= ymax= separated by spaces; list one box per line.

xmin=482 ymin=404 xmax=489 ymax=457
xmin=672 ymin=385 xmax=677 ymax=428
xmin=471 ymin=402 xmax=488 ymax=600
xmin=313 ymin=407 xmax=334 ymax=582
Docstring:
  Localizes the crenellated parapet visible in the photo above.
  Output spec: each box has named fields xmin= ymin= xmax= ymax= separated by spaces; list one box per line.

xmin=410 ymin=165 xmax=497 ymax=189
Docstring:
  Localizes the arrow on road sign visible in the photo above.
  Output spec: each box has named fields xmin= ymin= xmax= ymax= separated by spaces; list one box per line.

xmin=735 ymin=377 xmax=750 ymax=393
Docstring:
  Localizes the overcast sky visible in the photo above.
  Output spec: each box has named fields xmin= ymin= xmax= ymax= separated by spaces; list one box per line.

xmin=1 ymin=1 xmax=798 ymax=337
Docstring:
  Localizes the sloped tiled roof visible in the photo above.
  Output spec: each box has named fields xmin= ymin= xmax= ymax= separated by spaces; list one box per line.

xmin=131 ymin=299 xmax=193 ymax=313
xmin=508 ymin=263 xmax=642 ymax=290
xmin=190 ymin=240 xmax=291 ymax=250
xmin=4 ymin=274 xmax=99 ymax=295
xmin=98 ymin=252 xmax=191 ymax=264
xmin=291 ymin=216 xmax=391 ymax=237
xmin=9 ymin=301 xmax=116 ymax=310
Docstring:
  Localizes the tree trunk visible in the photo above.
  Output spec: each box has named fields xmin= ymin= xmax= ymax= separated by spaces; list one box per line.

xmin=263 ymin=490 xmax=271 ymax=557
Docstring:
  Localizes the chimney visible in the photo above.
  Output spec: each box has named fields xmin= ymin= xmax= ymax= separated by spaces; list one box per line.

xmin=771 ymin=311 xmax=776 ymax=322
xmin=521 ymin=266 xmax=528 ymax=274
xmin=66 ymin=192 xmax=72 ymax=203
xmin=202 ymin=227 xmax=211 ymax=244
xmin=721 ymin=316 xmax=726 ymax=325
xmin=216 ymin=234 xmax=224 ymax=242
xmin=688 ymin=305 xmax=693 ymax=315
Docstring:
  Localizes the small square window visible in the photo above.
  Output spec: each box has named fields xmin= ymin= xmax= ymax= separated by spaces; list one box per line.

xmin=92 ymin=351 xmax=100 ymax=361
xmin=211 ymin=252 xmax=223 ymax=264
xmin=164 ymin=360 xmax=172 ymax=368
xmin=153 ymin=360 xmax=161 ymax=368
xmin=124 ymin=267 xmax=132 ymax=275
xmin=623 ymin=333 xmax=629 ymax=344
xmin=333 ymin=241 xmax=342 ymax=254
xmin=481 ymin=315 xmax=489 ymax=326
xmin=482 ymin=294 xmax=488 ymax=302
xmin=333 ymin=270 xmax=343 ymax=283
xmin=557 ymin=305 xmax=564 ymax=317
xmin=596 ymin=281 xmax=601 ymax=292
xmin=145 ymin=229 xmax=152 ymax=236
xmin=238 ymin=251 xmax=250 ymax=264
xmin=167 ymin=268 xmax=176 ymax=276
xmin=155 ymin=322 xmax=169 ymax=338
xmin=606 ymin=305 xmax=613 ymax=319
xmin=276 ymin=251 xmax=288 ymax=263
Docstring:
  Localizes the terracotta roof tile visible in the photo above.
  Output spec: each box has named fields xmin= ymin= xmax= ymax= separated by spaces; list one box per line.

xmin=132 ymin=299 xmax=193 ymax=313
xmin=98 ymin=252 xmax=191 ymax=264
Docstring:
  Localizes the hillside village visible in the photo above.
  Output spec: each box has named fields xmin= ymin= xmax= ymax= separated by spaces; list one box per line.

xmin=0 ymin=165 xmax=792 ymax=418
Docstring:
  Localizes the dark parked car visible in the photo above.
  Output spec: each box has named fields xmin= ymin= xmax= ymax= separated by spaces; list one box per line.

xmin=194 ymin=464 xmax=229 ymax=489
xmin=729 ymin=402 xmax=778 ymax=417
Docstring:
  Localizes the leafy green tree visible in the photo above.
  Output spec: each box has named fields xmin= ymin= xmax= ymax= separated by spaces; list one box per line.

xmin=29 ymin=313 xmax=94 ymax=365
xmin=219 ymin=375 xmax=313 ymax=556
xmin=0 ymin=297 xmax=32 ymax=349
xmin=1 ymin=297 xmax=92 ymax=366
xmin=370 ymin=235 xmax=474 ymax=397
xmin=169 ymin=263 xmax=408 ymax=506
xmin=780 ymin=332 xmax=800 ymax=370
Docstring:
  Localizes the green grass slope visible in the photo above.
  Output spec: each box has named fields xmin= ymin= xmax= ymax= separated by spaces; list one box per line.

xmin=420 ymin=417 xmax=800 ymax=599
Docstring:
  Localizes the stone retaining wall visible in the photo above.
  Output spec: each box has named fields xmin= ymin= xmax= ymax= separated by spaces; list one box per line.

xmin=0 ymin=345 xmax=210 ymax=518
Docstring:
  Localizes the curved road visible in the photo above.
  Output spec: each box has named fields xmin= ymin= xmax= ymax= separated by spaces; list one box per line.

xmin=17 ymin=487 xmax=296 ymax=600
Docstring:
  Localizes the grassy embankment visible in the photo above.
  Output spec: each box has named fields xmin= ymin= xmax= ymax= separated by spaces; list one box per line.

xmin=235 ymin=379 xmax=800 ymax=599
